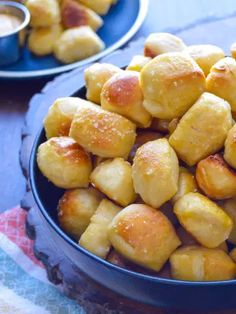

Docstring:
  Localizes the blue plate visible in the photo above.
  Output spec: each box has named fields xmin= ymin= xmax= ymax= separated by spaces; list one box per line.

xmin=0 ymin=0 xmax=148 ymax=79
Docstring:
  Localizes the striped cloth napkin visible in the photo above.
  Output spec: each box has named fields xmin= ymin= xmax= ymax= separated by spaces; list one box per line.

xmin=0 ymin=206 xmax=85 ymax=314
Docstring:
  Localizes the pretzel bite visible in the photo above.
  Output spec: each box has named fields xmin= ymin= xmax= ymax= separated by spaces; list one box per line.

xmin=44 ymin=97 xmax=84 ymax=139
xmin=128 ymin=130 xmax=162 ymax=162
xmin=224 ymin=124 xmax=236 ymax=169
xmin=196 ymin=154 xmax=236 ymax=200
xmin=90 ymin=158 xmax=136 ymax=206
xmin=206 ymin=57 xmax=236 ymax=114
xmin=101 ymin=71 xmax=152 ymax=127
xmin=76 ymin=0 xmax=115 ymax=15
xmin=37 ymin=137 xmax=92 ymax=188
xmin=140 ymin=52 xmax=205 ymax=120
xmin=58 ymin=187 xmax=102 ymax=239
xmin=85 ymin=63 xmax=121 ymax=104
xmin=222 ymin=198 xmax=236 ymax=244
xmin=79 ymin=199 xmax=121 ymax=258
xmin=172 ymin=167 xmax=197 ymax=204
xmin=28 ymin=24 xmax=63 ymax=56
xmin=61 ymin=0 xmax=103 ymax=31
xmin=26 ymin=0 xmax=60 ymax=27
xmin=144 ymin=33 xmax=186 ymax=58
xmin=108 ymin=204 xmax=181 ymax=271
xmin=176 ymin=227 xmax=228 ymax=252
xmin=170 ymin=246 xmax=236 ymax=281
xmin=174 ymin=192 xmax=233 ymax=248
xmin=169 ymin=92 xmax=232 ymax=166
xmin=132 ymin=138 xmax=179 ymax=208
xmin=186 ymin=44 xmax=225 ymax=76
xmin=69 ymin=102 xmax=136 ymax=158
xmin=126 ymin=55 xmax=151 ymax=72
xmin=54 ymin=26 xmax=105 ymax=64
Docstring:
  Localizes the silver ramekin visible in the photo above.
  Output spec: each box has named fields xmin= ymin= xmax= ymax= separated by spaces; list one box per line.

xmin=0 ymin=1 xmax=30 ymax=66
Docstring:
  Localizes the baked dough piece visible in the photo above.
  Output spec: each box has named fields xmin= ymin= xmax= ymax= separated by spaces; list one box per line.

xmin=108 ymin=204 xmax=181 ymax=271
xmin=206 ymin=57 xmax=236 ymax=114
xmin=90 ymin=158 xmax=136 ymax=206
xmin=26 ymin=0 xmax=61 ymax=27
xmin=126 ymin=55 xmax=151 ymax=72
xmin=196 ymin=154 xmax=236 ymax=200
xmin=140 ymin=52 xmax=205 ymax=119
xmin=61 ymin=0 xmax=103 ymax=31
xmin=58 ymin=187 xmax=102 ymax=239
xmin=171 ymin=167 xmax=197 ymax=204
xmin=28 ymin=24 xmax=63 ymax=56
xmin=169 ymin=92 xmax=232 ymax=166
xmin=85 ymin=63 xmax=121 ymax=104
xmin=44 ymin=97 xmax=83 ymax=138
xmin=76 ymin=0 xmax=116 ymax=15
xmin=176 ymin=226 xmax=228 ymax=252
xmin=54 ymin=26 xmax=105 ymax=64
xmin=144 ymin=33 xmax=186 ymax=58
xmin=132 ymin=138 xmax=179 ymax=208
xmin=101 ymin=71 xmax=152 ymax=127
xmin=69 ymin=102 xmax=136 ymax=158
xmin=128 ymin=130 xmax=162 ymax=162
xmin=37 ymin=137 xmax=92 ymax=188
xmin=170 ymin=246 xmax=236 ymax=281
xmin=222 ymin=198 xmax=236 ymax=244
xmin=186 ymin=44 xmax=225 ymax=76
xmin=174 ymin=192 xmax=233 ymax=248
xmin=224 ymin=124 xmax=236 ymax=169
xmin=79 ymin=199 xmax=121 ymax=258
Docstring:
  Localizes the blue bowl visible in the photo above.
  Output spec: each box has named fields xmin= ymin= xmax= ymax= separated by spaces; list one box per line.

xmin=30 ymin=87 xmax=236 ymax=311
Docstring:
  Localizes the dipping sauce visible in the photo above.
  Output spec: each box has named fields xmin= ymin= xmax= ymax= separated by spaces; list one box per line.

xmin=0 ymin=13 xmax=22 ymax=36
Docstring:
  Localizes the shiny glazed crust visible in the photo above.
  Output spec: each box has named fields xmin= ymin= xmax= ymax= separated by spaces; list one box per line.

xmin=108 ymin=204 xmax=181 ymax=271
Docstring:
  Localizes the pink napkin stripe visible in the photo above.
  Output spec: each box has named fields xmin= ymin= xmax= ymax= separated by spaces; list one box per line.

xmin=0 ymin=206 xmax=43 ymax=267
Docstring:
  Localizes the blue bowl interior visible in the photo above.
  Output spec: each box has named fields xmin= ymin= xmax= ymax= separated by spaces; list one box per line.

xmin=0 ymin=0 xmax=140 ymax=72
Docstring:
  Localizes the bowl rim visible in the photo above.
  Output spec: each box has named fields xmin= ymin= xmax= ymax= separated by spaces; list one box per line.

xmin=30 ymin=126 xmax=236 ymax=287
xmin=0 ymin=1 xmax=30 ymax=38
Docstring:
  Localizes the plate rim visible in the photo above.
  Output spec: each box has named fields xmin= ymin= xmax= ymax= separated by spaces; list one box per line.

xmin=0 ymin=0 xmax=148 ymax=79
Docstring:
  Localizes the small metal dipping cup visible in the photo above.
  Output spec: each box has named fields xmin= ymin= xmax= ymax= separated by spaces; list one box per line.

xmin=0 ymin=1 xmax=30 ymax=66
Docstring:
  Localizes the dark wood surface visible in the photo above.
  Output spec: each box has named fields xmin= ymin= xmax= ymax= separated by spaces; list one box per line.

xmin=20 ymin=13 xmax=236 ymax=313
xmin=2 ymin=0 xmax=236 ymax=211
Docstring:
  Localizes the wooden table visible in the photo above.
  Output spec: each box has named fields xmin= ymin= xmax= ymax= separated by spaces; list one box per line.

xmin=1 ymin=0 xmax=236 ymax=211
